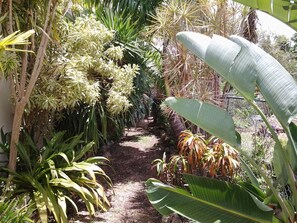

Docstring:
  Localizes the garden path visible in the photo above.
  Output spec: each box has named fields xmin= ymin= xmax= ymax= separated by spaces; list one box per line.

xmin=72 ymin=118 xmax=163 ymax=223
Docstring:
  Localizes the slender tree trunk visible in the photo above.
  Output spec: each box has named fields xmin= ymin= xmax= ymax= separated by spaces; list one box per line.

xmin=7 ymin=0 xmax=58 ymax=171
xmin=8 ymin=102 xmax=25 ymax=170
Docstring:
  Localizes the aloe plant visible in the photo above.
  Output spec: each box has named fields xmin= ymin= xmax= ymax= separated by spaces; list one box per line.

xmin=146 ymin=31 xmax=297 ymax=223
xmin=1 ymin=132 xmax=111 ymax=223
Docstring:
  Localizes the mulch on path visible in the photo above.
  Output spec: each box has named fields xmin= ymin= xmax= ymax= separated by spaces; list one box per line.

xmin=72 ymin=121 xmax=164 ymax=223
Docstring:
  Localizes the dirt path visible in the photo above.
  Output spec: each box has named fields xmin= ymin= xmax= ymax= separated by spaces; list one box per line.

xmin=73 ymin=120 xmax=163 ymax=222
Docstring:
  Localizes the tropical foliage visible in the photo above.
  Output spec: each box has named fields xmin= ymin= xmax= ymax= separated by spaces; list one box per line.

xmin=147 ymin=174 xmax=273 ymax=223
xmin=146 ymin=30 xmax=297 ymax=222
xmin=0 ymin=0 xmax=59 ymax=171
xmin=152 ymin=130 xmax=240 ymax=185
xmin=1 ymin=132 xmax=111 ymax=223
xmin=31 ymin=15 xmax=138 ymax=114
xmin=0 ymin=197 xmax=33 ymax=223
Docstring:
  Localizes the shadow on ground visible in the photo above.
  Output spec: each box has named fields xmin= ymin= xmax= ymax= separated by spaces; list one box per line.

xmin=71 ymin=123 xmax=164 ymax=223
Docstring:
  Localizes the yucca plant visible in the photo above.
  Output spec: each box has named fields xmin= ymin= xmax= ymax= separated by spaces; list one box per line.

xmin=1 ymin=132 xmax=111 ymax=223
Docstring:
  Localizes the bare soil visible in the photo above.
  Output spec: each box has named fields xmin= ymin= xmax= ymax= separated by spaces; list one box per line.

xmin=71 ymin=119 xmax=164 ymax=223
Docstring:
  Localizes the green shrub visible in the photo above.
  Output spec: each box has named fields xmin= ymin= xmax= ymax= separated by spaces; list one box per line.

xmin=1 ymin=132 xmax=111 ymax=223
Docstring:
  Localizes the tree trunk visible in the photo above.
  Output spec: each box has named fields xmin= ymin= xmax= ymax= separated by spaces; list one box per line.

xmin=7 ymin=0 xmax=58 ymax=171
xmin=168 ymin=111 xmax=186 ymax=139
xmin=8 ymin=102 xmax=25 ymax=170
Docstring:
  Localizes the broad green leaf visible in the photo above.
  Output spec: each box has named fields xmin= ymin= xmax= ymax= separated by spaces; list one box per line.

xmin=238 ymin=181 xmax=265 ymax=202
xmin=233 ymin=0 xmax=297 ymax=31
xmin=165 ymin=97 xmax=240 ymax=147
xmin=146 ymin=175 xmax=273 ymax=223
xmin=177 ymin=32 xmax=297 ymax=128
xmin=273 ymin=143 xmax=289 ymax=186
xmin=239 ymin=157 xmax=259 ymax=187
xmin=230 ymin=35 xmax=297 ymax=126
xmin=288 ymin=122 xmax=297 ymax=171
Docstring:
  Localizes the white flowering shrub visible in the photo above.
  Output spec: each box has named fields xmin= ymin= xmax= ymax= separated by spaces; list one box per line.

xmin=30 ymin=16 xmax=138 ymax=115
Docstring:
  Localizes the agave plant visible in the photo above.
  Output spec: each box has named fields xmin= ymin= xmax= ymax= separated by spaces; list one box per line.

xmin=1 ymin=132 xmax=111 ymax=223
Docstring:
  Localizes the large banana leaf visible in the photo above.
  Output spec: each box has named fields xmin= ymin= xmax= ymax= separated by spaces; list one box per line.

xmin=176 ymin=32 xmax=297 ymax=128
xmin=233 ymin=0 xmax=297 ymax=31
xmin=146 ymin=174 xmax=273 ymax=223
xmin=165 ymin=97 xmax=240 ymax=147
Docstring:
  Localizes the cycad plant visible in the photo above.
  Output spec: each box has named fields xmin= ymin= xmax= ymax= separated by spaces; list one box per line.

xmin=1 ymin=132 xmax=111 ymax=223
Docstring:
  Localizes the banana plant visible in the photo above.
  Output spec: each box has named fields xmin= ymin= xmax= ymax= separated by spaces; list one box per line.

xmin=146 ymin=31 xmax=297 ymax=222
